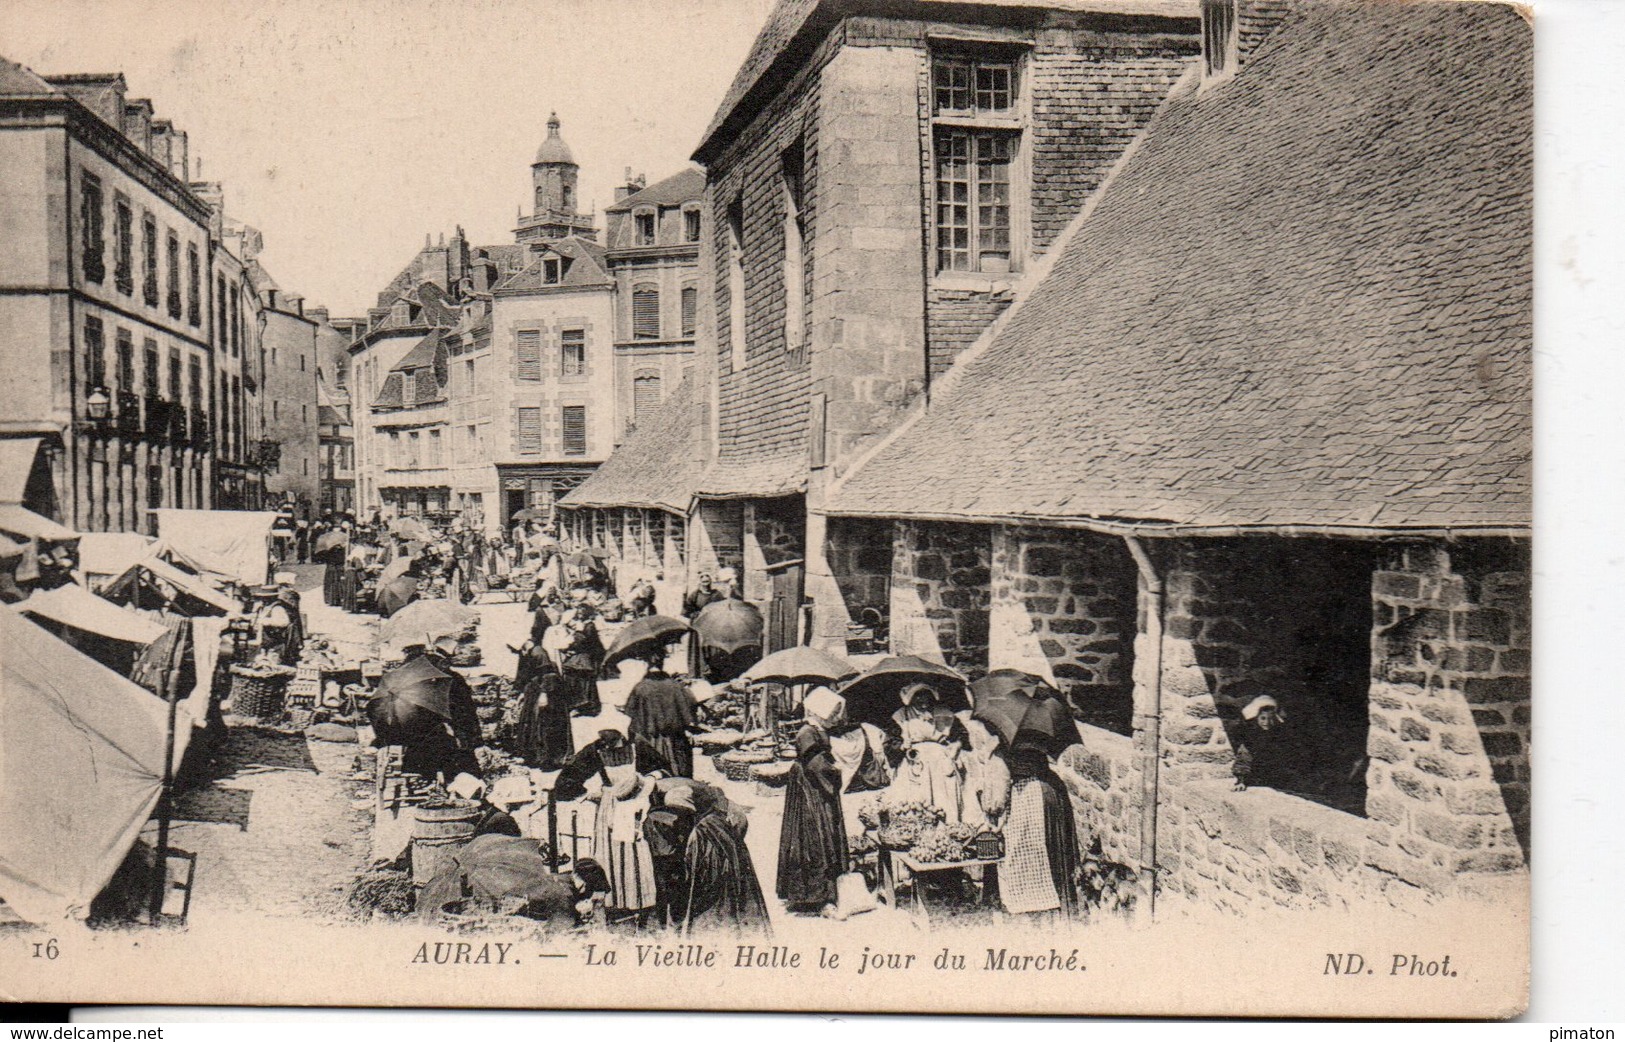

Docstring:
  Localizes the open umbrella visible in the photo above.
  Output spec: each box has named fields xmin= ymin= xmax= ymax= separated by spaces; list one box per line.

xmin=379 ymin=599 xmax=476 ymax=647
xmin=969 ymin=669 xmax=1075 ymax=753
xmin=601 ymin=615 xmax=690 ymax=669
xmin=562 ymin=548 xmax=606 ymax=570
xmin=314 ymin=530 xmax=349 ymax=555
xmin=367 ymin=656 xmax=456 ymax=743
xmin=511 ymin=507 xmax=549 ymax=522
xmin=741 ymin=645 xmax=857 ymax=686
xmin=379 ymin=556 xmax=415 ymax=585
xmin=388 ymin=517 xmax=433 ymax=542
xmin=839 ymin=654 xmax=969 ymax=727
xmin=375 ymin=575 xmax=420 ymax=620
xmin=691 ymin=599 xmax=763 ymax=654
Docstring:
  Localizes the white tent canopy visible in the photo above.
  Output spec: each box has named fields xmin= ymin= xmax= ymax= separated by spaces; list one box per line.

xmin=78 ymin=532 xmax=156 ymax=583
xmin=20 ymin=582 xmax=168 ymax=646
xmin=0 ymin=607 xmax=191 ymax=923
xmin=153 ymin=509 xmax=277 ymax=586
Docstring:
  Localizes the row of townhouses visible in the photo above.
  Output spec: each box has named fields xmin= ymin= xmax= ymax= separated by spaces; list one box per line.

xmin=0 ymin=60 xmax=331 ymax=531
xmin=560 ymin=0 xmax=1533 ymax=915
xmin=341 ymin=115 xmax=706 ymax=531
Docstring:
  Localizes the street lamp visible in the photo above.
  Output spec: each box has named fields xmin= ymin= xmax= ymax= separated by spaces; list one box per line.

xmin=84 ymin=386 xmax=112 ymax=422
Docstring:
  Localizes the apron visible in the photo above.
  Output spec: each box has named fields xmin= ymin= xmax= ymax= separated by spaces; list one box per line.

xmin=592 ymin=765 xmax=656 ymax=912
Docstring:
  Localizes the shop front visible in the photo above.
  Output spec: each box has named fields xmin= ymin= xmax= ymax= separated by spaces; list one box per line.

xmin=496 ymin=464 xmax=594 ymax=532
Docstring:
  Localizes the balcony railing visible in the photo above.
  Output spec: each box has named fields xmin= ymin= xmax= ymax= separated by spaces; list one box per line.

xmin=144 ymin=396 xmax=171 ymax=440
xmin=115 ymin=391 xmax=142 ymax=437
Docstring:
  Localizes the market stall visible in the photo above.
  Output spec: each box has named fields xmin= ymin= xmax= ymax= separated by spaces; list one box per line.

xmin=19 ymin=580 xmax=167 ymax=676
xmin=0 ymin=606 xmax=194 ymax=924
xmin=152 ymin=508 xmax=279 ymax=588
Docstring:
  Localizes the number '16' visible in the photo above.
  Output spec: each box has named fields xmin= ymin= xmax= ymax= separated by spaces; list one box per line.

xmin=32 ymin=939 xmax=58 ymax=959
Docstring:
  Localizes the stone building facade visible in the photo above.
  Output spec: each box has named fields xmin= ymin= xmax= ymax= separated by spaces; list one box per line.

xmin=0 ymin=61 xmax=281 ymax=531
xmin=674 ymin=0 xmax=1199 ymax=652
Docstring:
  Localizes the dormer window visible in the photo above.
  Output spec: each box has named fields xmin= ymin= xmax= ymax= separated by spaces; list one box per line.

xmin=543 ymin=256 xmax=563 ymax=285
xmin=683 ymin=206 xmax=702 ymax=243
xmin=635 ymin=209 xmax=656 ymax=247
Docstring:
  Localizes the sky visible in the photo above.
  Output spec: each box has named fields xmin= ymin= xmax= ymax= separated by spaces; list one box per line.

xmin=0 ymin=0 xmax=777 ymax=316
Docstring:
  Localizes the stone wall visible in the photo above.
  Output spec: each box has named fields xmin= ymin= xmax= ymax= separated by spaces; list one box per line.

xmin=1367 ymin=541 xmax=1532 ymax=870
xmin=742 ymin=495 xmax=805 ymax=604
xmin=989 ymin=526 xmax=1138 ymax=735
xmin=1059 ymin=727 xmax=1141 ymax=868
xmin=823 ymin=515 xmax=893 ymax=640
xmin=889 ymin=520 xmax=991 ymax=675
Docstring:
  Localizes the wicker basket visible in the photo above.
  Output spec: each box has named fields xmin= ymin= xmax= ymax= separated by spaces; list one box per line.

xmin=750 ymin=761 xmax=793 ymax=789
xmin=229 ymin=668 xmax=294 ymax=720
xmin=695 ymin=730 xmax=744 ymax=753
xmin=717 ymin=749 xmax=773 ymax=782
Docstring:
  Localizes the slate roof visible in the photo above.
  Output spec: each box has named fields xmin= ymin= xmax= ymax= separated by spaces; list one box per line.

xmin=697 ymin=452 xmax=807 ymax=500
xmin=495 ymin=237 xmax=613 ymax=293
xmin=695 ymin=0 xmax=1198 ymax=162
xmin=605 ymin=168 xmax=706 ymax=214
xmin=562 ymin=376 xmax=703 ymax=514
xmin=0 ymin=57 xmax=56 ymax=96
xmin=826 ymin=1 xmax=1532 ymax=534
xmin=372 ymin=331 xmax=446 ymax=409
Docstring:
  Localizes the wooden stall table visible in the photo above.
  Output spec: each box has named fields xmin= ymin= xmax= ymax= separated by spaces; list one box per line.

xmin=877 ymin=849 xmax=1003 ymax=921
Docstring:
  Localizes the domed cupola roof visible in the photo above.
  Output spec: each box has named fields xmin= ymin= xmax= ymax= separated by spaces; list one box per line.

xmin=533 ymin=112 xmax=575 ymax=166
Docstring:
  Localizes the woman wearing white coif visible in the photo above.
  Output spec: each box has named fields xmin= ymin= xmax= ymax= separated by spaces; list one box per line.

xmin=885 ymin=682 xmax=968 ymax=824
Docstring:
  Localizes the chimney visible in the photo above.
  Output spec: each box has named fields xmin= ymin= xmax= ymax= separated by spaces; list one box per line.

xmin=123 ymin=98 xmax=154 ymax=152
xmin=169 ymin=128 xmax=190 ymax=181
xmin=44 ymin=73 xmax=126 ymax=130
xmin=191 ymin=181 xmax=225 ymax=240
xmin=150 ymin=118 xmax=174 ymax=169
xmin=1201 ymin=0 xmax=1238 ymax=83
xmin=309 ymin=306 xmax=330 ymax=326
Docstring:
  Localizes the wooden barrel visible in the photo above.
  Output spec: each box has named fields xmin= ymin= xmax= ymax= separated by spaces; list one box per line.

xmin=410 ymin=801 xmax=482 ymax=884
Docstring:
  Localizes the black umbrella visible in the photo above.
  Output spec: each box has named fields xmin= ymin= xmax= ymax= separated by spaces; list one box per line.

xmin=838 ymin=654 xmax=968 ymax=727
xmin=562 ymin=548 xmax=606 ymax=570
xmin=367 ymin=657 xmax=456 ymax=744
xmin=970 ymin=669 xmax=1050 ymax=748
xmin=741 ymin=645 xmax=858 ymax=686
xmin=692 ymin=599 xmax=763 ymax=654
xmin=601 ymin=615 xmax=690 ymax=669
xmin=511 ymin=507 xmax=549 ymax=522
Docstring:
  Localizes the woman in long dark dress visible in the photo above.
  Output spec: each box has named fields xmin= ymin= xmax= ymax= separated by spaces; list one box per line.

xmin=624 ymin=652 xmax=697 ymax=778
xmin=557 ymin=600 xmax=604 ymax=717
xmin=776 ymin=687 xmax=849 ymax=913
xmin=998 ymin=737 xmax=1083 ymax=919
xmin=513 ymin=640 xmax=575 ymax=771
xmin=647 ymin=781 xmax=769 ymax=934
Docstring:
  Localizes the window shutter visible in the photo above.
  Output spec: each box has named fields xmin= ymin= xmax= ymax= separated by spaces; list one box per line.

xmin=517 ymin=407 xmax=542 ymax=454
xmin=561 ymin=405 xmax=587 ymax=456
xmin=632 ymin=288 xmax=659 ymax=339
xmin=633 ymin=374 xmax=661 ymax=426
xmin=681 ymin=287 xmax=697 ymax=337
xmin=516 ymin=330 xmax=541 ymax=380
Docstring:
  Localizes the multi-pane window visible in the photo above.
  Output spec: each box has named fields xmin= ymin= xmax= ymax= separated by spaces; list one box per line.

xmin=144 ymin=340 xmax=160 ymax=399
xmin=401 ymin=372 xmax=416 ymax=406
xmin=633 ymin=373 xmax=661 ymax=427
xmin=116 ymin=329 xmax=135 ymax=393
xmin=632 ymin=286 xmax=659 ymax=339
xmin=681 ymin=286 xmax=698 ymax=337
xmin=543 ymin=257 xmax=563 ymax=284
xmin=408 ymin=430 xmax=420 ymax=467
xmin=80 ymin=171 xmax=105 ymax=284
xmin=516 ymin=330 xmax=542 ymax=380
xmin=726 ymin=198 xmax=745 ymax=370
xmin=932 ymin=57 xmax=1015 ymax=115
xmin=165 ymin=231 xmax=182 ymax=318
xmin=782 ymin=140 xmax=808 ymax=350
xmin=83 ymin=317 xmax=106 ymax=390
xmin=113 ymin=195 xmax=134 ymax=295
xmin=186 ymin=243 xmax=201 ymax=327
xmin=561 ymin=405 xmax=587 ymax=456
xmin=141 ymin=213 xmax=159 ymax=306
xmin=516 ymin=407 xmax=542 ymax=453
xmin=560 ymin=329 xmax=586 ymax=377
xmin=428 ymin=428 xmax=442 ymax=466
xmin=684 ymin=207 xmax=702 ymax=243
xmin=934 ymin=130 xmax=1013 ymax=274
xmin=634 ymin=210 xmax=656 ymax=246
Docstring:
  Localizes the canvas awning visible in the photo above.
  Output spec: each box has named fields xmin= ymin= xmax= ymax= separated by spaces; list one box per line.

xmin=77 ymin=532 xmax=156 ymax=579
xmin=0 ymin=504 xmax=78 ymax=543
xmin=0 ymin=438 xmax=42 ymax=505
xmin=153 ymin=509 xmax=277 ymax=586
xmin=105 ymin=556 xmax=237 ymax=615
xmin=20 ymin=582 xmax=168 ymax=646
xmin=0 ymin=606 xmax=192 ymax=923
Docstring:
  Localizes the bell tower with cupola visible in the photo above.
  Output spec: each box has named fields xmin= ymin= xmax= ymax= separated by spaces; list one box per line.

xmin=515 ymin=112 xmax=598 ymax=244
